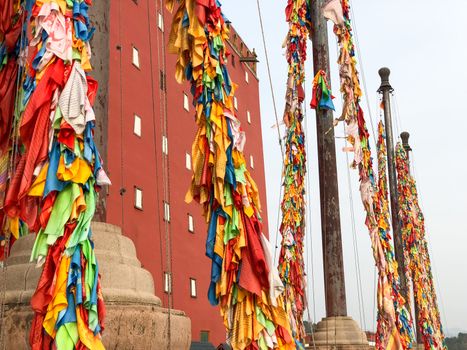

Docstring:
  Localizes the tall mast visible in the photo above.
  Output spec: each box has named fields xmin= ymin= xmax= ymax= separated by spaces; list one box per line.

xmin=378 ymin=68 xmax=409 ymax=302
xmin=310 ymin=0 xmax=347 ymax=318
xmin=400 ymin=131 xmax=423 ymax=347
xmin=309 ymin=3 xmax=368 ymax=347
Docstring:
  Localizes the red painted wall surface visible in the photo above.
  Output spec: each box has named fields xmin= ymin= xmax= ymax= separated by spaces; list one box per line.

xmin=104 ymin=2 xmax=269 ymax=345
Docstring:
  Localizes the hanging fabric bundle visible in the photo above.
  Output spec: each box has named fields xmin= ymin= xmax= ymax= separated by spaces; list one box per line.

xmin=310 ymin=70 xmax=335 ymax=111
xmin=1 ymin=0 xmax=110 ymax=348
xmin=0 ymin=0 xmax=28 ymax=259
xmin=374 ymin=122 xmax=413 ymax=349
xmin=323 ymin=0 xmax=415 ymax=348
xmin=278 ymin=0 xmax=310 ymax=347
xmin=396 ymin=143 xmax=446 ymax=350
xmin=165 ymin=0 xmax=294 ymax=349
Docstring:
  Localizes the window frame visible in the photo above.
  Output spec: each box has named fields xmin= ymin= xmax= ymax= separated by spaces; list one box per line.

xmin=185 ymin=152 xmax=191 ymax=170
xmin=188 ymin=214 xmax=194 ymax=233
xmin=158 ymin=12 xmax=164 ymax=31
xmin=190 ymin=278 xmax=197 ymax=298
xmin=200 ymin=330 xmax=209 ymax=343
xmin=183 ymin=93 xmax=190 ymax=112
xmin=164 ymin=272 xmax=172 ymax=294
xmin=164 ymin=201 xmax=170 ymax=222
xmin=162 ymin=135 xmax=168 ymax=155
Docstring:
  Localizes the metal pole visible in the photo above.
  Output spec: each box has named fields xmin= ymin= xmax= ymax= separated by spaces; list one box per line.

xmin=400 ymin=131 xmax=422 ymax=346
xmin=400 ymin=131 xmax=412 ymax=165
xmin=311 ymin=0 xmax=347 ymax=317
xmin=378 ymin=68 xmax=408 ymax=303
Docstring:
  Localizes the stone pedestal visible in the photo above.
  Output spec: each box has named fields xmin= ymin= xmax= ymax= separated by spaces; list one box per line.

xmin=0 ymin=222 xmax=191 ymax=349
xmin=308 ymin=317 xmax=370 ymax=350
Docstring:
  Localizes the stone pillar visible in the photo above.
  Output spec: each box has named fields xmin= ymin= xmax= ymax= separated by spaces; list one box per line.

xmin=0 ymin=222 xmax=191 ymax=349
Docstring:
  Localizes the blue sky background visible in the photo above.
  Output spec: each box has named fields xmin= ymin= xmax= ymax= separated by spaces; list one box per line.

xmin=222 ymin=0 xmax=467 ymax=335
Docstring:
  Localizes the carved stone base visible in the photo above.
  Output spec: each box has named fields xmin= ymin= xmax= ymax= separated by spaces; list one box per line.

xmin=308 ymin=316 xmax=370 ymax=350
xmin=2 ymin=303 xmax=191 ymax=349
xmin=0 ymin=222 xmax=191 ymax=349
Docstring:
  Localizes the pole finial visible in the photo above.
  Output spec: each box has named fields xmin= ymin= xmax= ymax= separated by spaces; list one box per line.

xmin=378 ymin=67 xmax=393 ymax=93
xmin=400 ymin=131 xmax=412 ymax=152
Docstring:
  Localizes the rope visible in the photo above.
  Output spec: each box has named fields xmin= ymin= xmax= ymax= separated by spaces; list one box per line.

xmin=255 ymin=0 xmax=284 ymax=161
xmin=333 ymin=3 xmax=386 ymax=337
xmin=301 ymin=85 xmax=317 ymax=349
xmin=372 ymin=266 xmax=377 ymax=333
xmin=117 ymin=0 xmax=125 ymax=229
xmin=391 ymin=92 xmax=404 ymax=140
xmin=152 ymin=6 xmax=168 ymax=346
xmin=426 ymin=243 xmax=448 ymax=333
xmin=348 ymin=0 xmax=377 ymax=143
xmin=332 ymin=30 xmax=368 ymax=334
xmin=146 ymin=0 xmax=172 ymax=348
xmin=373 ymin=95 xmax=383 ymax=335
xmin=273 ymin=168 xmax=285 ymax=263
xmin=156 ymin=2 xmax=174 ymax=347
xmin=0 ymin=234 xmax=11 ymax=350
xmin=254 ymin=0 xmax=285 ymax=273
xmin=410 ymin=150 xmax=449 ymax=333
xmin=303 ymin=91 xmax=317 ymax=326
xmin=343 ymin=123 xmax=367 ymax=333
xmin=322 ymin=113 xmax=329 ymax=350
xmin=331 ymin=35 xmax=367 ymax=337
xmin=147 ymin=3 xmax=166 ymax=344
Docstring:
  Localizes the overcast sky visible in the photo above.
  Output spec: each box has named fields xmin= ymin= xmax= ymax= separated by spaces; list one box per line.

xmin=222 ymin=0 xmax=467 ymax=335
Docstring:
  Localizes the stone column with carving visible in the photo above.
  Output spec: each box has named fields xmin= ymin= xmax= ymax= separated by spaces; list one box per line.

xmin=0 ymin=223 xmax=191 ymax=349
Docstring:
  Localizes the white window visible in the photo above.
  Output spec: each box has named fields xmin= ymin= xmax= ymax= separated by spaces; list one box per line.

xmin=134 ymin=114 xmax=141 ymax=136
xmin=164 ymin=272 xmax=172 ymax=293
xmin=135 ymin=187 xmax=143 ymax=210
xmin=164 ymin=201 xmax=170 ymax=222
xmin=132 ymin=46 xmax=140 ymax=68
xmin=190 ymin=278 xmax=197 ymax=298
xmin=185 ymin=153 xmax=191 ymax=170
xmin=183 ymin=93 xmax=189 ymax=111
xmin=162 ymin=135 xmax=168 ymax=155
xmin=188 ymin=214 xmax=194 ymax=233
xmin=245 ymin=70 xmax=249 ymax=83
xmin=158 ymin=12 xmax=164 ymax=31
xmin=233 ymin=96 xmax=238 ymax=110
xmin=250 ymin=155 xmax=254 ymax=169
xmin=247 ymin=110 xmax=251 ymax=124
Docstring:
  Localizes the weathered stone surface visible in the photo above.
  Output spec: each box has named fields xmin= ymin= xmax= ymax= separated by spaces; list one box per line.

xmin=0 ymin=222 xmax=191 ymax=349
xmin=309 ymin=316 xmax=370 ymax=350
xmin=2 ymin=303 xmax=191 ymax=350
xmin=103 ymin=304 xmax=191 ymax=349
